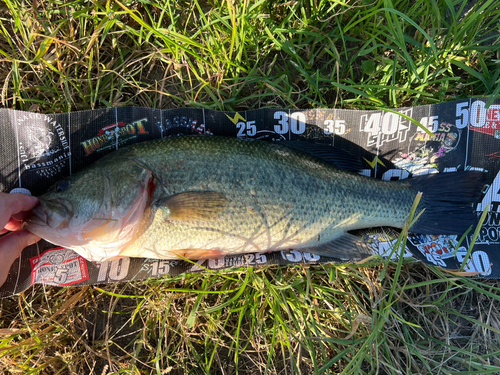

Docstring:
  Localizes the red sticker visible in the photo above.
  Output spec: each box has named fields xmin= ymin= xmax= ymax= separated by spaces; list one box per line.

xmin=469 ymin=105 xmax=500 ymax=138
xmin=30 ymin=248 xmax=89 ymax=286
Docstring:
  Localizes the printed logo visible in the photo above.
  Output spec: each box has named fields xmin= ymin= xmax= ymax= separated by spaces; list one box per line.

xmin=477 ymin=170 xmax=500 ymax=212
xmin=226 ymin=112 xmax=287 ymax=140
xmin=30 ymin=248 xmax=89 ymax=286
xmin=456 ymin=100 xmax=500 ymax=137
xmin=364 ymin=156 xmax=386 ymax=169
xmin=413 ymin=122 xmax=461 ymax=149
xmin=364 ymin=233 xmax=413 ymax=259
xmin=155 ymin=115 xmax=212 ymax=138
xmin=407 ymin=234 xmax=491 ymax=275
xmin=474 ymin=171 xmax=500 ymax=250
xmin=208 ymin=253 xmax=268 ymax=269
xmin=477 ymin=212 xmax=500 ymax=245
xmin=408 ymin=234 xmax=463 ymax=267
xmin=473 ymin=104 xmax=500 ymax=137
xmin=226 ymin=112 xmax=246 ymax=124
xmin=393 ymin=121 xmax=461 ymax=175
xmin=16 ymin=113 xmax=71 ymax=178
xmin=360 ymin=109 xmax=412 ymax=148
xmin=81 ymin=118 xmax=149 ymax=156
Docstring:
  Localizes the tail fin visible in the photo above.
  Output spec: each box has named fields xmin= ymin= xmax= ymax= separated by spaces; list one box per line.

xmin=408 ymin=171 xmax=484 ymax=235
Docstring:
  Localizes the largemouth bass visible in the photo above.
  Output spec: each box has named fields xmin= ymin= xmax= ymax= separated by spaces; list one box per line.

xmin=25 ymin=136 xmax=482 ymax=262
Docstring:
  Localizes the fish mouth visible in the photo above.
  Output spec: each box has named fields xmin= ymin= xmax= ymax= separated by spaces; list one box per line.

xmin=28 ymin=199 xmax=73 ymax=229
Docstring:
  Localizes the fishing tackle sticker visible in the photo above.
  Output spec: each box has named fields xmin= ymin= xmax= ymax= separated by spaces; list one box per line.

xmin=14 ymin=113 xmax=71 ymax=179
xmin=30 ymin=248 xmax=89 ymax=286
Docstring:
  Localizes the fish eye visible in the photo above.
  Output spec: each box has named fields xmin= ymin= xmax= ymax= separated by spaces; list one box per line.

xmin=55 ymin=180 xmax=70 ymax=192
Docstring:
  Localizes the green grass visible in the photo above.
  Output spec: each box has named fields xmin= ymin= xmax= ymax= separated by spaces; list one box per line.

xmin=1 ymin=0 xmax=500 ymax=373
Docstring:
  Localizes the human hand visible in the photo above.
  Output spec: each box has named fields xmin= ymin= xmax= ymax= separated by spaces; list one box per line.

xmin=0 ymin=193 xmax=41 ymax=288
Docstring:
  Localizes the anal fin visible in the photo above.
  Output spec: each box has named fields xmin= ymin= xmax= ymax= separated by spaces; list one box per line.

xmin=299 ymin=233 xmax=373 ymax=261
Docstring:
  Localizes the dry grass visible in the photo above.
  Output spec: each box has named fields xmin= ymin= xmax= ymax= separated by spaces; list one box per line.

xmin=3 ymin=262 xmax=500 ymax=374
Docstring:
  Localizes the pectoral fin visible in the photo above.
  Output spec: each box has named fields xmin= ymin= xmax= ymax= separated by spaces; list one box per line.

xmin=300 ymin=233 xmax=373 ymax=260
xmin=157 ymin=191 xmax=229 ymax=221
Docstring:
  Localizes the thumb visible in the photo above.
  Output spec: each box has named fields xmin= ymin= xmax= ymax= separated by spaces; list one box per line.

xmin=0 ymin=231 xmax=41 ymax=263
xmin=0 ymin=231 xmax=41 ymax=287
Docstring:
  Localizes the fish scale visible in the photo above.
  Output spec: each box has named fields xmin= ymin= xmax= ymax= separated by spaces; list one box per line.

xmin=120 ymin=136 xmax=414 ymax=259
xmin=26 ymin=136 xmax=482 ymax=262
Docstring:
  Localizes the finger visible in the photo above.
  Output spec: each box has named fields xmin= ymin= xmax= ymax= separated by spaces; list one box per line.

xmin=4 ymin=218 xmax=23 ymax=232
xmin=12 ymin=211 xmax=34 ymax=221
xmin=5 ymin=212 xmax=36 ymax=232
xmin=0 ymin=231 xmax=41 ymax=287
xmin=0 ymin=193 xmax=39 ymax=213
xmin=0 ymin=231 xmax=41 ymax=262
xmin=0 ymin=193 xmax=39 ymax=228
